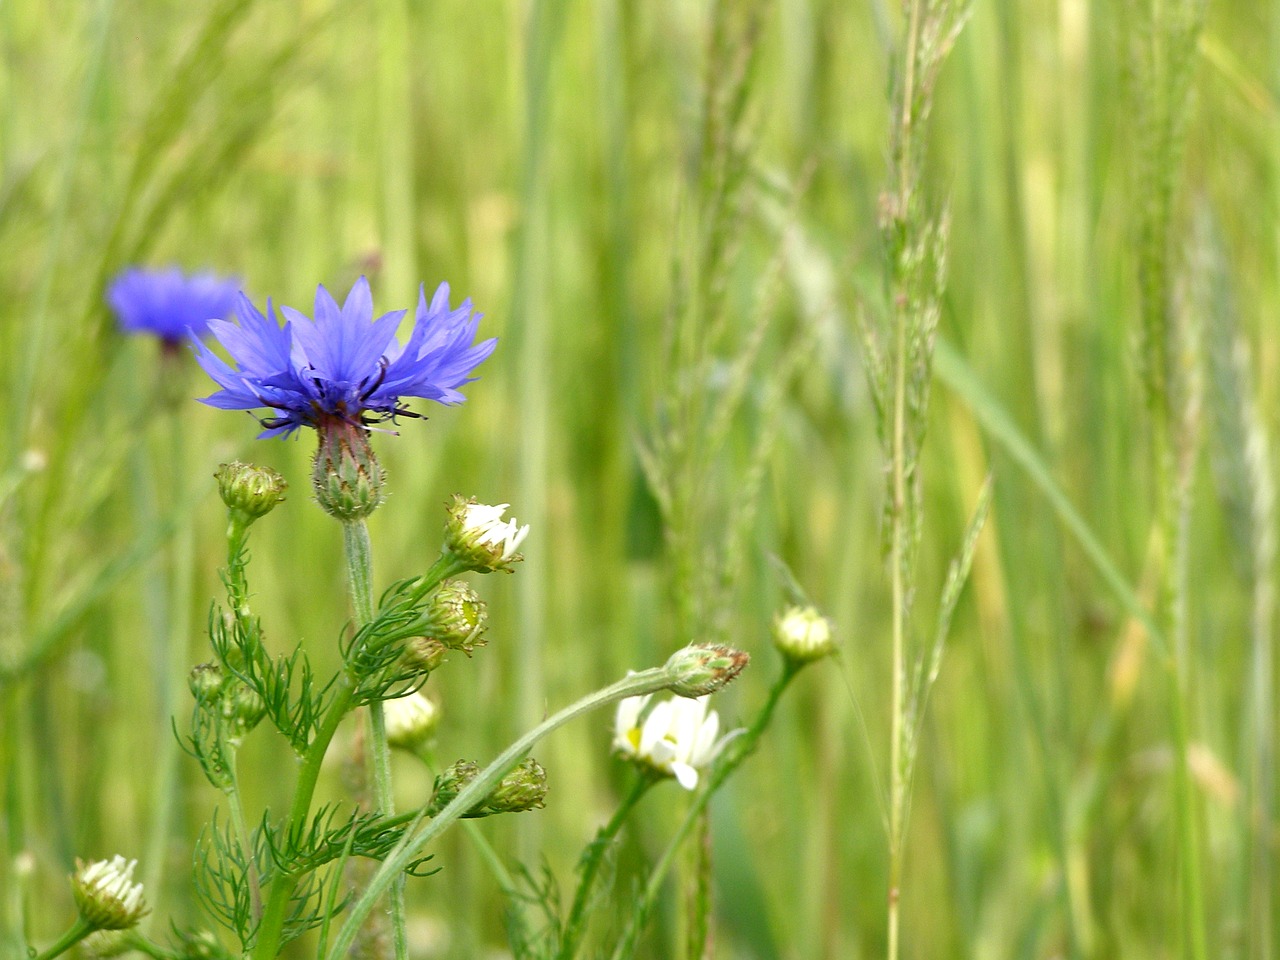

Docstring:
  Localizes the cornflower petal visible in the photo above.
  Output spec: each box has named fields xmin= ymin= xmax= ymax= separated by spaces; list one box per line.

xmin=196 ymin=277 xmax=494 ymax=437
xmin=108 ymin=266 xmax=239 ymax=343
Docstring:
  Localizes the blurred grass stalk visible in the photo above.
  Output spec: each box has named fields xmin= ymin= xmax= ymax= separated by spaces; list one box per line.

xmin=867 ymin=2 xmax=968 ymax=958
xmin=1193 ymin=208 xmax=1277 ymax=960
xmin=1132 ymin=1 xmax=1208 ymax=958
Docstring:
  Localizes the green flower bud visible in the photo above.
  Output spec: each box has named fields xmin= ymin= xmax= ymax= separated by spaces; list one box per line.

xmin=442 ymin=495 xmax=529 ymax=573
xmin=215 ymin=462 xmax=286 ymax=525
xmin=422 ymin=580 xmax=488 ymax=654
xmin=81 ymin=931 xmax=131 ymax=959
xmin=428 ymin=760 xmax=480 ymax=816
xmin=383 ymin=692 xmax=440 ymax=750
xmin=664 ymin=644 xmax=750 ymax=697
xmin=188 ymin=662 xmax=225 ymax=703
xmin=223 ymin=682 xmax=266 ymax=736
xmin=72 ymin=856 xmax=148 ymax=931
xmin=174 ymin=929 xmax=232 ymax=960
xmin=485 ymin=759 xmax=548 ymax=814
xmin=312 ymin=418 xmax=385 ymax=521
xmin=772 ymin=605 xmax=836 ymax=663
xmin=402 ymin=637 xmax=449 ymax=676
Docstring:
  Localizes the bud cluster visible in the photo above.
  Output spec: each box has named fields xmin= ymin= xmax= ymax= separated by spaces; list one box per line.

xmin=427 ymin=758 xmax=548 ymax=817
xmin=188 ymin=662 xmax=266 ymax=740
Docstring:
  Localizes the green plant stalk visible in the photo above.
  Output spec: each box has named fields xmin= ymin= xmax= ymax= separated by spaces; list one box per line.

xmin=556 ymin=776 xmax=653 ymax=960
xmin=685 ymin=808 xmax=713 ymax=960
xmin=222 ymin=743 xmax=262 ymax=923
xmin=1156 ymin=438 xmax=1207 ymax=960
xmin=143 ymin=393 xmax=193 ymax=909
xmin=341 ymin=519 xmax=408 ymax=960
xmin=374 ymin=0 xmax=415 ymax=299
xmin=325 ymin=665 xmax=681 ymax=960
xmin=250 ymin=535 xmax=469 ymax=959
xmin=31 ymin=917 xmax=92 ymax=960
xmin=249 ymin=673 xmax=358 ymax=960
xmin=933 ymin=341 xmax=1166 ymax=650
xmin=888 ymin=3 xmax=921 ymax=957
xmin=611 ymin=663 xmax=798 ymax=960
xmin=1 ymin=686 xmax=28 ymax=959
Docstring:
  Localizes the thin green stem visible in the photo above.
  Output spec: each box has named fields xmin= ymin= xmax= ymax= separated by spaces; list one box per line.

xmin=556 ymin=776 xmax=653 ymax=960
xmin=325 ymin=665 xmax=680 ymax=960
xmin=342 ymin=519 xmax=407 ymax=960
xmin=222 ymin=746 xmax=262 ymax=923
xmin=611 ymin=665 xmax=798 ymax=960
xmin=342 ymin=521 xmax=375 ymax=627
xmin=888 ymin=7 xmax=922 ymax=957
xmin=32 ymin=918 xmax=92 ymax=960
xmin=249 ymin=676 xmax=358 ymax=960
xmin=1159 ymin=438 xmax=1206 ymax=960
xmin=144 ymin=394 xmax=192 ymax=908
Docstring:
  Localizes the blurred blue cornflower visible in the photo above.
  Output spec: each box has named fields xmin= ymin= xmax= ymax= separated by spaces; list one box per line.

xmin=107 ymin=266 xmax=240 ymax=345
xmin=194 ymin=276 xmax=496 ymax=438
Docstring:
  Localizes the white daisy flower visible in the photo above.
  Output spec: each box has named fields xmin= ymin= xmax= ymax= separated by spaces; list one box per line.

xmin=613 ymin=694 xmax=735 ymax=790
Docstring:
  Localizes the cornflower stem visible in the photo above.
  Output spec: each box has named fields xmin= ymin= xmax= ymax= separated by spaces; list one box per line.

xmin=325 ymin=665 xmax=682 ymax=960
xmin=143 ymin=394 xmax=193 ymax=908
xmin=341 ymin=519 xmax=408 ymax=960
xmin=32 ymin=917 xmax=92 ymax=960
xmin=555 ymin=776 xmax=654 ymax=960
xmin=610 ymin=663 xmax=799 ymax=960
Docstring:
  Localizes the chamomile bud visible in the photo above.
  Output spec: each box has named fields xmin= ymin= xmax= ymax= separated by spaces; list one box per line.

xmin=485 ymin=759 xmax=548 ymax=813
xmin=175 ymin=929 xmax=229 ymax=960
xmin=215 ymin=462 xmax=286 ymax=525
xmin=664 ymin=644 xmax=750 ymax=697
xmin=81 ymin=930 xmax=131 ymax=959
xmin=443 ymin=496 xmax=529 ymax=573
xmin=188 ymin=662 xmax=225 ymax=702
xmin=224 ymin=682 xmax=266 ymax=736
xmin=427 ymin=760 xmax=480 ymax=816
xmin=420 ymin=580 xmax=488 ymax=654
xmin=772 ymin=605 xmax=836 ymax=664
xmin=383 ymin=692 xmax=440 ymax=750
xmin=402 ymin=637 xmax=449 ymax=675
xmin=71 ymin=856 xmax=148 ymax=931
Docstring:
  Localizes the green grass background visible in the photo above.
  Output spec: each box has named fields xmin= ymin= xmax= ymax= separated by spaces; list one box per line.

xmin=1 ymin=0 xmax=1276 ymax=957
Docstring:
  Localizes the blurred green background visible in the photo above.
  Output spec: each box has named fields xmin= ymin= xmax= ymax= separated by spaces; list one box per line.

xmin=1 ymin=0 xmax=1277 ymax=957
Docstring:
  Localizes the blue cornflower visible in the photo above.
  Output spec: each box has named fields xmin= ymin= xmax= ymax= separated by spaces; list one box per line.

xmin=194 ymin=276 xmax=496 ymax=439
xmin=107 ymin=266 xmax=240 ymax=344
